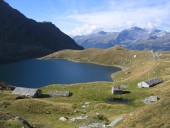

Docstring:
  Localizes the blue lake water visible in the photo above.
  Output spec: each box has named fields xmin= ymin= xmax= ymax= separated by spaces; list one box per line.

xmin=0 ymin=59 xmax=121 ymax=88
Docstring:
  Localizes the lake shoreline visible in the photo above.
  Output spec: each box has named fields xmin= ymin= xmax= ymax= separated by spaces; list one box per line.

xmin=40 ymin=57 xmax=123 ymax=82
xmin=39 ymin=57 xmax=123 ymax=70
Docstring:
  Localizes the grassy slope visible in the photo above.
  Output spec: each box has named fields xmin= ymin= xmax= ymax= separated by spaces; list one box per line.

xmin=1 ymin=46 xmax=170 ymax=128
xmin=42 ymin=46 xmax=170 ymax=81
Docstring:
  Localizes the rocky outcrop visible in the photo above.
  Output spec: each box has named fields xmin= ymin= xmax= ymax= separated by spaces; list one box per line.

xmin=0 ymin=82 xmax=15 ymax=90
xmin=15 ymin=116 xmax=33 ymax=128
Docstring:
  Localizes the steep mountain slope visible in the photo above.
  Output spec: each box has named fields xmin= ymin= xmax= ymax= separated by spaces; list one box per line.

xmin=73 ymin=27 xmax=170 ymax=50
xmin=0 ymin=0 xmax=83 ymax=60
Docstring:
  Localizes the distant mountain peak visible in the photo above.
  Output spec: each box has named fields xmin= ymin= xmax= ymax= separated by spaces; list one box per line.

xmin=97 ymin=31 xmax=107 ymax=35
xmin=130 ymin=27 xmax=143 ymax=30
xmin=73 ymin=26 xmax=170 ymax=51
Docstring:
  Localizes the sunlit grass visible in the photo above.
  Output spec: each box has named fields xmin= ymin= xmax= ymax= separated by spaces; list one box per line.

xmin=1 ymin=47 xmax=170 ymax=127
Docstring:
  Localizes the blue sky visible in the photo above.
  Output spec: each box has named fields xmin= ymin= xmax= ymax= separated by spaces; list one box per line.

xmin=5 ymin=0 xmax=170 ymax=35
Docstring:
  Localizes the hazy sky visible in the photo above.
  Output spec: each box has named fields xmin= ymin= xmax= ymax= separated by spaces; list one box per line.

xmin=5 ymin=0 xmax=170 ymax=36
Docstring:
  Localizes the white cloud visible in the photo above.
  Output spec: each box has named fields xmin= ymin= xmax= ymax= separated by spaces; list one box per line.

xmin=67 ymin=0 xmax=170 ymax=35
xmin=70 ymin=24 xmax=97 ymax=36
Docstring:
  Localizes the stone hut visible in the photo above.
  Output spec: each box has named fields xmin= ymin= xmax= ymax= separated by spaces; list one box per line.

xmin=141 ymin=96 xmax=159 ymax=104
xmin=12 ymin=87 xmax=42 ymax=98
xmin=48 ymin=91 xmax=72 ymax=97
xmin=112 ymin=86 xmax=123 ymax=94
xmin=138 ymin=78 xmax=163 ymax=88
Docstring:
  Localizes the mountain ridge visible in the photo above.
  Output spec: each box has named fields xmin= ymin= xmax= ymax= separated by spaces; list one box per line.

xmin=0 ymin=0 xmax=83 ymax=60
xmin=73 ymin=27 xmax=170 ymax=50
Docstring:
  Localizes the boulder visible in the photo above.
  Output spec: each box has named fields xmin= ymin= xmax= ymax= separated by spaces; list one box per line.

xmin=59 ymin=117 xmax=67 ymax=121
xmin=85 ymin=102 xmax=90 ymax=105
xmin=82 ymin=105 xmax=87 ymax=108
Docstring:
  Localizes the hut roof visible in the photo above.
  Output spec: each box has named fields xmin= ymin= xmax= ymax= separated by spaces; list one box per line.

xmin=112 ymin=86 xmax=122 ymax=90
xmin=144 ymin=78 xmax=162 ymax=86
xmin=12 ymin=87 xmax=40 ymax=97
xmin=48 ymin=91 xmax=71 ymax=97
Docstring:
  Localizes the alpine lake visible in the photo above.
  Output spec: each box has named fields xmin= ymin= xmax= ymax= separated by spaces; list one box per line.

xmin=0 ymin=59 xmax=121 ymax=88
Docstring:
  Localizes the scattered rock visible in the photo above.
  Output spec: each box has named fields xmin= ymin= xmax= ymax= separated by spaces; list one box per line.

xmin=82 ymin=109 xmax=87 ymax=114
xmin=46 ymin=111 xmax=51 ymax=114
xmin=74 ymin=110 xmax=78 ymax=113
xmin=85 ymin=102 xmax=90 ymax=105
xmin=107 ymin=116 xmax=123 ymax=127
xmin=70 ymin=116 xmax=87 ymax=121
xmin=15 ymin=116 xmax=33 ymax=128
xmin=142 ymin=96 xmax=159 ymax=104
xmin=96 ymin=113 xmax=100 ymax=115
xmin=125 ymin=71 xmax=131 ymax=74
xmin=59 ymin=117 xmax=68 ymax=121
xmin=82 ymin=105 xmax=87 ymax=108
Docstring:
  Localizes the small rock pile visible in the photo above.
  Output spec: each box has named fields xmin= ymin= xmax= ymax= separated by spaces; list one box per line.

xmin=59 ymin=102 xmax=90 ymax=122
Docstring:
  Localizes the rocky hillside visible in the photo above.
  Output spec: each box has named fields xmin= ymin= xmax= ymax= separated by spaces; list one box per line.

xmin=73 ymin=27 xmax=170 ymax=50
xmin=0 ymin=0 xmax=83 ymax=60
